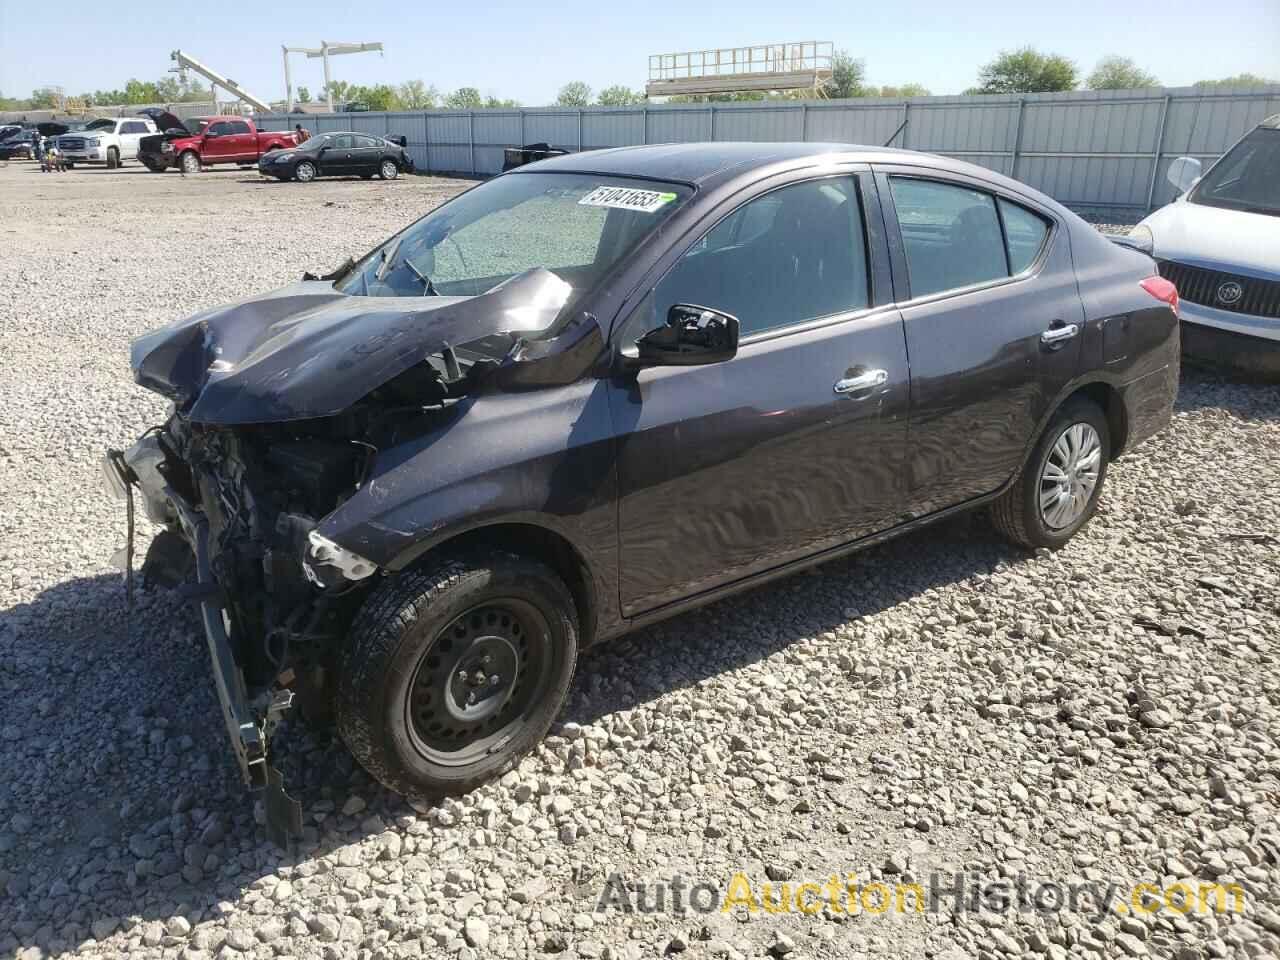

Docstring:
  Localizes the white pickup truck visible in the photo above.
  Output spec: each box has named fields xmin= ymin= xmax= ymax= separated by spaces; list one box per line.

xmin=57 ymin=116 xmax=157 ymax=169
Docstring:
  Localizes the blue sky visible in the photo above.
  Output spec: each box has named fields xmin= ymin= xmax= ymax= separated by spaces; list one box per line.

xmin=2 ymin=1 xmax=1277 ymax=104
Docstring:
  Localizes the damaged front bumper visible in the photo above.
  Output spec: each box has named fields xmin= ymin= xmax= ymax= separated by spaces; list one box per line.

xmin=103 ymin=448 xmax=303 ymax=846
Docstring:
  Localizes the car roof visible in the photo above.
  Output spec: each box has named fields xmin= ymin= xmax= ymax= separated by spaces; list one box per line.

xmin=515 ymin=141 xmax=915 ymax=185
xmin=512 ymin=141 xmax=1064 ymax=209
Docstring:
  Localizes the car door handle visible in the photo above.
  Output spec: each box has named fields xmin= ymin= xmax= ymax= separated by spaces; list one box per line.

xmin=1040 ymin=323 xmax=1079 ymax=345
xmin=834 ymin=369 xmax=888 ymax=395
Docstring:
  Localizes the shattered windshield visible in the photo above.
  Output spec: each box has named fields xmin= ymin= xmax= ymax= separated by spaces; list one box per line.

xmin=1190 ymin=128 xmax=1280 ymax=216
xmin=337 ymin=172 xmax=691 ymax=324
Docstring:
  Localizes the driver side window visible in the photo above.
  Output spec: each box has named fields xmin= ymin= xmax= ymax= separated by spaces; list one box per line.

xmin=654 ymin=177 xmax=870 ymax=338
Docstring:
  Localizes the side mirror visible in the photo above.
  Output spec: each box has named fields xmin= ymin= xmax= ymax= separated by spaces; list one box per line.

xmin=629 ymin=304 xmax=739 ymax=370
xmin=1166 ymin=156 xmax=1202 ymax=194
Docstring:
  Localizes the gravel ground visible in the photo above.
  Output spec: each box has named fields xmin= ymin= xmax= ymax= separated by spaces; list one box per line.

xmin=1 ymin=161 xmax=1278 ymax=960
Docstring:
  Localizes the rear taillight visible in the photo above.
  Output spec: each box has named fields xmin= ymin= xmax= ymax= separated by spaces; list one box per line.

xmin=1140 ymin=276 xmax=1179 ymax=318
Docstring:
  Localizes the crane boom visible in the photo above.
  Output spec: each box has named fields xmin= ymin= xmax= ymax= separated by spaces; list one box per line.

xmin=171 ymin=49 xmax=272 ymax=114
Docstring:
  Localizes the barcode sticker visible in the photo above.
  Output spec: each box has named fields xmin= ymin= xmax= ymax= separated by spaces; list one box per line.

xmin=578 ymin=186 xmax=677 ymax=213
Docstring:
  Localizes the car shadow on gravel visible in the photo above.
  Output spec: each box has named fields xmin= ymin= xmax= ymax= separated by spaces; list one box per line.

xmin=0 ymin=508 xmax=1012 ymax=951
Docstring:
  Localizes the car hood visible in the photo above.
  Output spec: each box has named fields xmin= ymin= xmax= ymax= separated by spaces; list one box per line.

xmin=1142 ymin=200 xmax=1280 ymax=278
xmin=130 ymin=268 xmax=576 ymax=424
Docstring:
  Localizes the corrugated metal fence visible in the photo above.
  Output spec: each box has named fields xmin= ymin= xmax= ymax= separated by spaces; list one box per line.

xmin=257 ymin=85 xmax=1280 ymax=216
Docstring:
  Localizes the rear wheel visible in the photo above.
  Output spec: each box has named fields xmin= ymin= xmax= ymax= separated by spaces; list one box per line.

xmin=991 ymin=398 xmax=1110 ymax=549
xmin=335 ymin=551 xmax=579 ymax=798
xmin=379 ymin=159 xmax=399 ymax=180
xmin=295 ymin=160 xmax=316 ymax=183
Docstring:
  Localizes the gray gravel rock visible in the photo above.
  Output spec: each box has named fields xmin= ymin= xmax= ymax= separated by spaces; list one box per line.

xmin=1 ymin=165 xmax=1277 ymax=960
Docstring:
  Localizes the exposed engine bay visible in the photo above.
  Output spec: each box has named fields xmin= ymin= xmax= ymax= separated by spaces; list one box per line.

xmin=105 ymin=267 xmax=602 ymax=844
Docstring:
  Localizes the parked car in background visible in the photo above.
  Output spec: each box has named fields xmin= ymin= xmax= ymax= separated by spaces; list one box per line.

xmin=0 ymin=130 xmax=37 ymax=160
xmin=57 ymin=116 xmax=157 ymax=168
xmin=135 ymin=109 xmax=210 ymax=172
xmin=1126 ymin=114 xmax=1279 ymax=377
xmin=107 ymin=142 xmax=1178 ymax=839
xmin=258 ymin=131 xmax=413 ymax=182
xmin=157 ymin=116 xmax=297 ymax=174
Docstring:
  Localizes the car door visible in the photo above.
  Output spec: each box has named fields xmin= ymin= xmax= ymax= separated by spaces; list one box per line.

xmin=203 ymin=121 xmax=234 ymax=162
xmin=318 ymin=134 xmax=354 ymax=176
xmin=118 ymin=120 xmax=149 ymax=159
xmin=608 ymin=171 xmax=911 ymax=617
xmin=350 ymin=135 xmax=382 ymax=175
xmin=874 ymin=167 xmax=1085 ymax=518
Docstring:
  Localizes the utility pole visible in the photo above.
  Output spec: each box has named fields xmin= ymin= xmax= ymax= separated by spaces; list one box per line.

xmin=281 ymin=41 xmax=383 ymax=113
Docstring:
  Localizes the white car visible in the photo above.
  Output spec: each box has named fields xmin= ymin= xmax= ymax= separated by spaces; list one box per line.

xmin=1127 ymin=114 xmax=1279 ymax=376
xmin=57 ymin=116 xmax=157 ymax=169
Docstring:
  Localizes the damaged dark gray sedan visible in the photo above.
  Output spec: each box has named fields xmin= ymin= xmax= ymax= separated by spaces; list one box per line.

xmin=106 ymin=143 xmax=1180 ymax=841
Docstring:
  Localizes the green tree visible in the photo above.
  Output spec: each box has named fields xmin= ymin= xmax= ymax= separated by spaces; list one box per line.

xmin=484 ymin=96 xmax=520 ymax=108
xmin=29 ymin=87 xmax=62 ymax=109
xmin=823 ymin=50 xmax=866 ymax=99
xmin=974 ymin=47 xmax=1078 ymax=93
xmin=597 ymin=85 xmax=644 ymax=106
xmin=296 ymin=86 xmax=312 ymax=104
xmin=324 ymin=80 xmax=353 ymax=104
xmin=877 ymin=83 xmax=931 ymax=98
xmin=354 ymin=84 xmax=400 ymax=111
xmin=1194 ymin=73 xmax=1276 ymax=88
xmin=556 ymin=81 xmax=592 ymax=107
xmin=397 ymin=80 xmax=437 ymax=109
xmin=444 ymin=87 xmax=483 ymax=109
xmin=1087 ymin=56 xmax=1159 ymax=90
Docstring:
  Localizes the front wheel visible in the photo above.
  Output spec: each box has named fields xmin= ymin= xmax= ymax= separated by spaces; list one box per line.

xmin=335 ymin=551 xmax=579 ymax=798
xmin=180 ymin=151 xmax=200 ymax=175
xmin=106 ymin=147 xmax=119 ymax=169
xmin=295 ymin=160 xmax=317 ymax=182
xmin=991 ymin=398 xmax=1109 ymax=549
xmin=379 ymin=159 xmax=399 ymax=180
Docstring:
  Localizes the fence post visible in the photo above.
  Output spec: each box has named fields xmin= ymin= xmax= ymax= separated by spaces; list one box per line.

xmin=577 ymin=109 xmax=583 ymax=152
xmin=642 ymin=104 xmax=649 ymax=145
xmin=1145 ymin=94 xmax=1172 ymax=212
xmin=468 ymin=111 xmax=476 ymax=174
xmin=519 ymin=109 xmax=525 ymax=147
xmin=1010 ymin=98 xmax=1026 ymax=180
xmin=800 ymin=102 xmax=808 ymax=141
xmin=708 ymin=106 xmax=715 ymax=141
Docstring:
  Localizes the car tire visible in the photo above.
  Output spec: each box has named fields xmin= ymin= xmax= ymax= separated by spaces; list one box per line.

xmin=991 ymin=398 xmax=1110 ymax=550
xmin=64 ymin=162 xmax=75 ymax=169
xmin=180 ymin=151 xmax=200 ymax=175
xmin=335 ymin=551 xmax=579 ymax=799
xmin=295 ymin=160 xmax=316 ymax=183
xmin=379 ymin=159 xmax=399 ymax=180
xmin=106 ymin=147 xmax=119 ymax=169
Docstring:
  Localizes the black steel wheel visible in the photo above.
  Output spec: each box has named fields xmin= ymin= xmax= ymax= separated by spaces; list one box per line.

xmin=335 ymin=550 xmax=578 ymax=797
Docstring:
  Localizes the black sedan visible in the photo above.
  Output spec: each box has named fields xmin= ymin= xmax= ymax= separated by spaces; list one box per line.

xmin=258 ymin=131 xmax=413 ymax=182
xmin=0 ymin=131 xmax=37 ymax=160
xmin=113 ymin=142 xmax=1179 ymax=836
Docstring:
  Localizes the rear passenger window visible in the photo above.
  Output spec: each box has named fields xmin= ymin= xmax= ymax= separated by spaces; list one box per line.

xmin=999 ymin=198 xmax=1049 ymax=274
xmin=889 ymin=178 xmax=1008 ymax=297
xmin=656 ymin=177 xmax=870 ymax=337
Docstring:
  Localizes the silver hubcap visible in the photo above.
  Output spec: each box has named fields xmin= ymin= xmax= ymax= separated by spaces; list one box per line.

xmin=382 ymin=161 xmax=396 ymax=178
xmin=1039 ymin=423 xmax=1101 ymax=530
xmin=297 ymin=163 xmax=314 ymax=181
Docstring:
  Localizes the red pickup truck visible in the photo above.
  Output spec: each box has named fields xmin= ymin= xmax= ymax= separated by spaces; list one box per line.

xmin=138 ymin=112 xmax=297 ymax=174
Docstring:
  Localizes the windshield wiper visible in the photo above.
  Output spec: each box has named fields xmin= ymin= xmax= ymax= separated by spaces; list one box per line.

xmin=375 ymin=237 xmax=402 ymax=282
xmin=403 ymin=258 xmax=439 ymax=296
